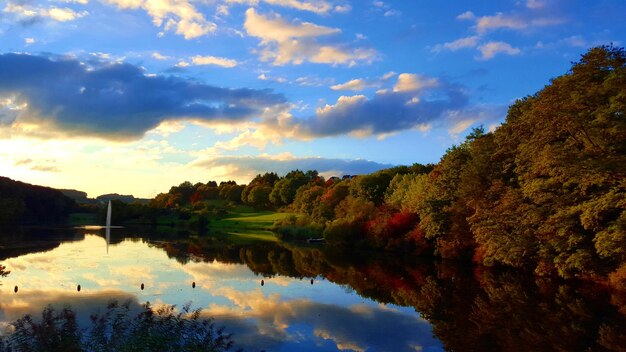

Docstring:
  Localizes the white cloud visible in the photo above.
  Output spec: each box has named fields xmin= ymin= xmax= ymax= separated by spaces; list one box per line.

xmin=432 ymin=35 xmax=479 ymax=52
xmin=334 ymin=4 xmax=351 ymax=13
xmin=263 ymin=0 xmax=333 ymax=15
xmin=190 ymin=55 xmax=238 ymax=67
xmin=560 ymin=35 xmax=587 ymax=47
xmin=330 ymin=72 xmax=394 ymax=91
xmin=244 ymin=8 xmax=377 ymax=66
xmin=257 ymin=73 xmax=288 ymax=83
xmin=381 ymin=71 xmax=396 ymax=80
xmin=331 ymin=79 xmax=370 ymax=91
xmin=371 ymin=0 xmax=400 ymax=17
xmin=526 ymin=0 xmax=546 ymax=9
xmin=3 ymin=3 xmax=88 ymax=22
xmin=478 ymin=41 xmax=520 ymax=60
xmin=48 ymin=7 xmax=87 ymax=21
xmin=384 ymin=9 xmax=400 ymax=17
xmin=476 ymin=12 xmax=527 ymax=33
xmin=24 ymin=37 xmax=35 ymax=44
xmin=448 ymin=118 xmax=477 ymax=136
xmin=456 ymin=11 xmax=475 ymax=20
xmin=218 ymin=0 xmax=345 ymax=15
xmin=173 ymin=55 xmax=238 ymax=68
xmin=438 ymin=9 xmax=564 ymax=60
xmin=473 ymin=12 xmax=564 ymax=34
xmin=295 ymin=75 xmax=334 ymax=86
xmin=103 ymin=0 xmax=216 ymax=39
xmin=393 ymin=73 xmax=438 ymax=92
xmin=244 ymin=8 xmax=338 ymax=42
xmin=151 ymin=52 xmax=171 ymax=60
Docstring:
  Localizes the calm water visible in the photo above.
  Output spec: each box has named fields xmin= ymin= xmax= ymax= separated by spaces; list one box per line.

xmin=1 ymin=228 xmax=625 ymax=351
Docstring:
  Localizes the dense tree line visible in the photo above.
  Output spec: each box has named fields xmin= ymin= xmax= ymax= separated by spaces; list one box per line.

xmin=273 ymin=45 xmax=625 ymax=281
xmin=137 ymin=46 xmax=626 ymax=280
xmin=0 ymin=177 xmax=77 ymax=226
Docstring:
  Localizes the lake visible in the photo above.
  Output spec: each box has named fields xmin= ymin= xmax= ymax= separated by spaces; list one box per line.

xmin=1 ymin=228 xmax=625 ymax=351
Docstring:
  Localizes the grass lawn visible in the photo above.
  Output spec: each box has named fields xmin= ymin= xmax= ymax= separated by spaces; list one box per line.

xmin=208 ymin=211 xmax=292 ymax=243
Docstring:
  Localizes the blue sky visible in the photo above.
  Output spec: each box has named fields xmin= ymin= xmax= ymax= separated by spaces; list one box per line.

xmin=0 ymin=0 xmax=624 ymax=197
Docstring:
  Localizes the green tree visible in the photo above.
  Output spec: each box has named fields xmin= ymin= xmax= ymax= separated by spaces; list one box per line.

xmin=269 ymin=170 xmax=318 ymax=206
xmin=493 ymin=45 xmax=626 ymax=277
xmin=349 ymin=171 xmax=393 ymax=205
xmin=246 ymin=185 xmax=273 ymax=208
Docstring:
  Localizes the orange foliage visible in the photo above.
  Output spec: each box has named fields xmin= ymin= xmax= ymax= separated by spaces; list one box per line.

xmin=609 ymin=264 xmax=626 ymax=291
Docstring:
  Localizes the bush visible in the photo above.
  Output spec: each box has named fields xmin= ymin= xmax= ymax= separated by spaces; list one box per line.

xmin=1 ymin=301 xmax=237 ymax=352
xmin=272 ymin=215 xmax=323 ymax=241
xmin=323 ymin=219 xmax=365 ymax=245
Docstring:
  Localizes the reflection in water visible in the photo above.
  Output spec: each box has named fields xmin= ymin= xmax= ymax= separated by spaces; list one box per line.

xmin=1 ymin=230 xmax=625 ymax=351
xmin=0 ymin=233 xmax=442 ymax=351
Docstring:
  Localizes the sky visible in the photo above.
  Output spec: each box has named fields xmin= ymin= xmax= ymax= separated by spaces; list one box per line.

xmin=0 ymin=0 xmax=624 ymax=197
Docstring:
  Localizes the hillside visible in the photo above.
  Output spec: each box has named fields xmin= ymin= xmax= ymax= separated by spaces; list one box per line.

xmin=0 ymin=177 xmax=78 ymax=226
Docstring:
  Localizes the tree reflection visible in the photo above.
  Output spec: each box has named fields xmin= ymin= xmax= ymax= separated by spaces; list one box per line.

xmin=0 ymin=264 xmax=8 ymax=279
xmin=3 ymin=231 xmax=625 ymax=351
xmin=147 ymin=236 xmax=626 ymax=351
xmin=0 ymin=301 xmax=237 ymax=352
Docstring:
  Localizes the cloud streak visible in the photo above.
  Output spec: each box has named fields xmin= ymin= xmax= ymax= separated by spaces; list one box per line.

xmin=478 ymin=41 xmax=521 ymax=60
xmin=0 ymin=53 xmax=285 ymax=140
xmin=433 ymin=8 xmax=565 ymax=60
xmin=219 ymin=0 xmax=343 ymax=15
xmin=193 ymin=154 xmax=393 ymax=179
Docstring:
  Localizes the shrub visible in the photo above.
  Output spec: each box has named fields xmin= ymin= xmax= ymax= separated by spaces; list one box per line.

xmin=1 ymin=301 xmax=237 ymax=352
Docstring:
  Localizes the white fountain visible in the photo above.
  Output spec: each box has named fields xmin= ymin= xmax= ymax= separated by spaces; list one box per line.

xmin=106 ymin=200 xmax=111 ymax=254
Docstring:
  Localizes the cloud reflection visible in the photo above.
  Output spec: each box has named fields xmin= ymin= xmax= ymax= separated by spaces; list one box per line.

xmin=0 ymin=234 xmax=442 ymax=351
xmin=205 ymin=287 xmax=440 ymax=352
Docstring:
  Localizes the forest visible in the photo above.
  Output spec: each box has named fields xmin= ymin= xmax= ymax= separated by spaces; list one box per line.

xmin=148 ymin=45 xmax=626 ymax=282
xmin=0 ymin=177 xmax=77 ymax=226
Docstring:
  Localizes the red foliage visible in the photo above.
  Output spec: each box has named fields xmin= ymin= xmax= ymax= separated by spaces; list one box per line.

xmin=364 ymin=210 xmax=422 ymax=251
xmin=388 ymin=212 xmax=418 ymax=233
xmin=405 ymin=225 xmax=429 ymax=254
xmin=472 ymin=245 xmax=487 ymax=265
xmin=190 ymin=191 xmax=204 ymax=204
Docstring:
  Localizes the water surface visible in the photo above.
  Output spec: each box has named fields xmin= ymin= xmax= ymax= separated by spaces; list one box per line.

xmin=0 ymin=230 xmax=442 ymax=352
xmin=1 ymin=228 xmax=625 ymax=351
